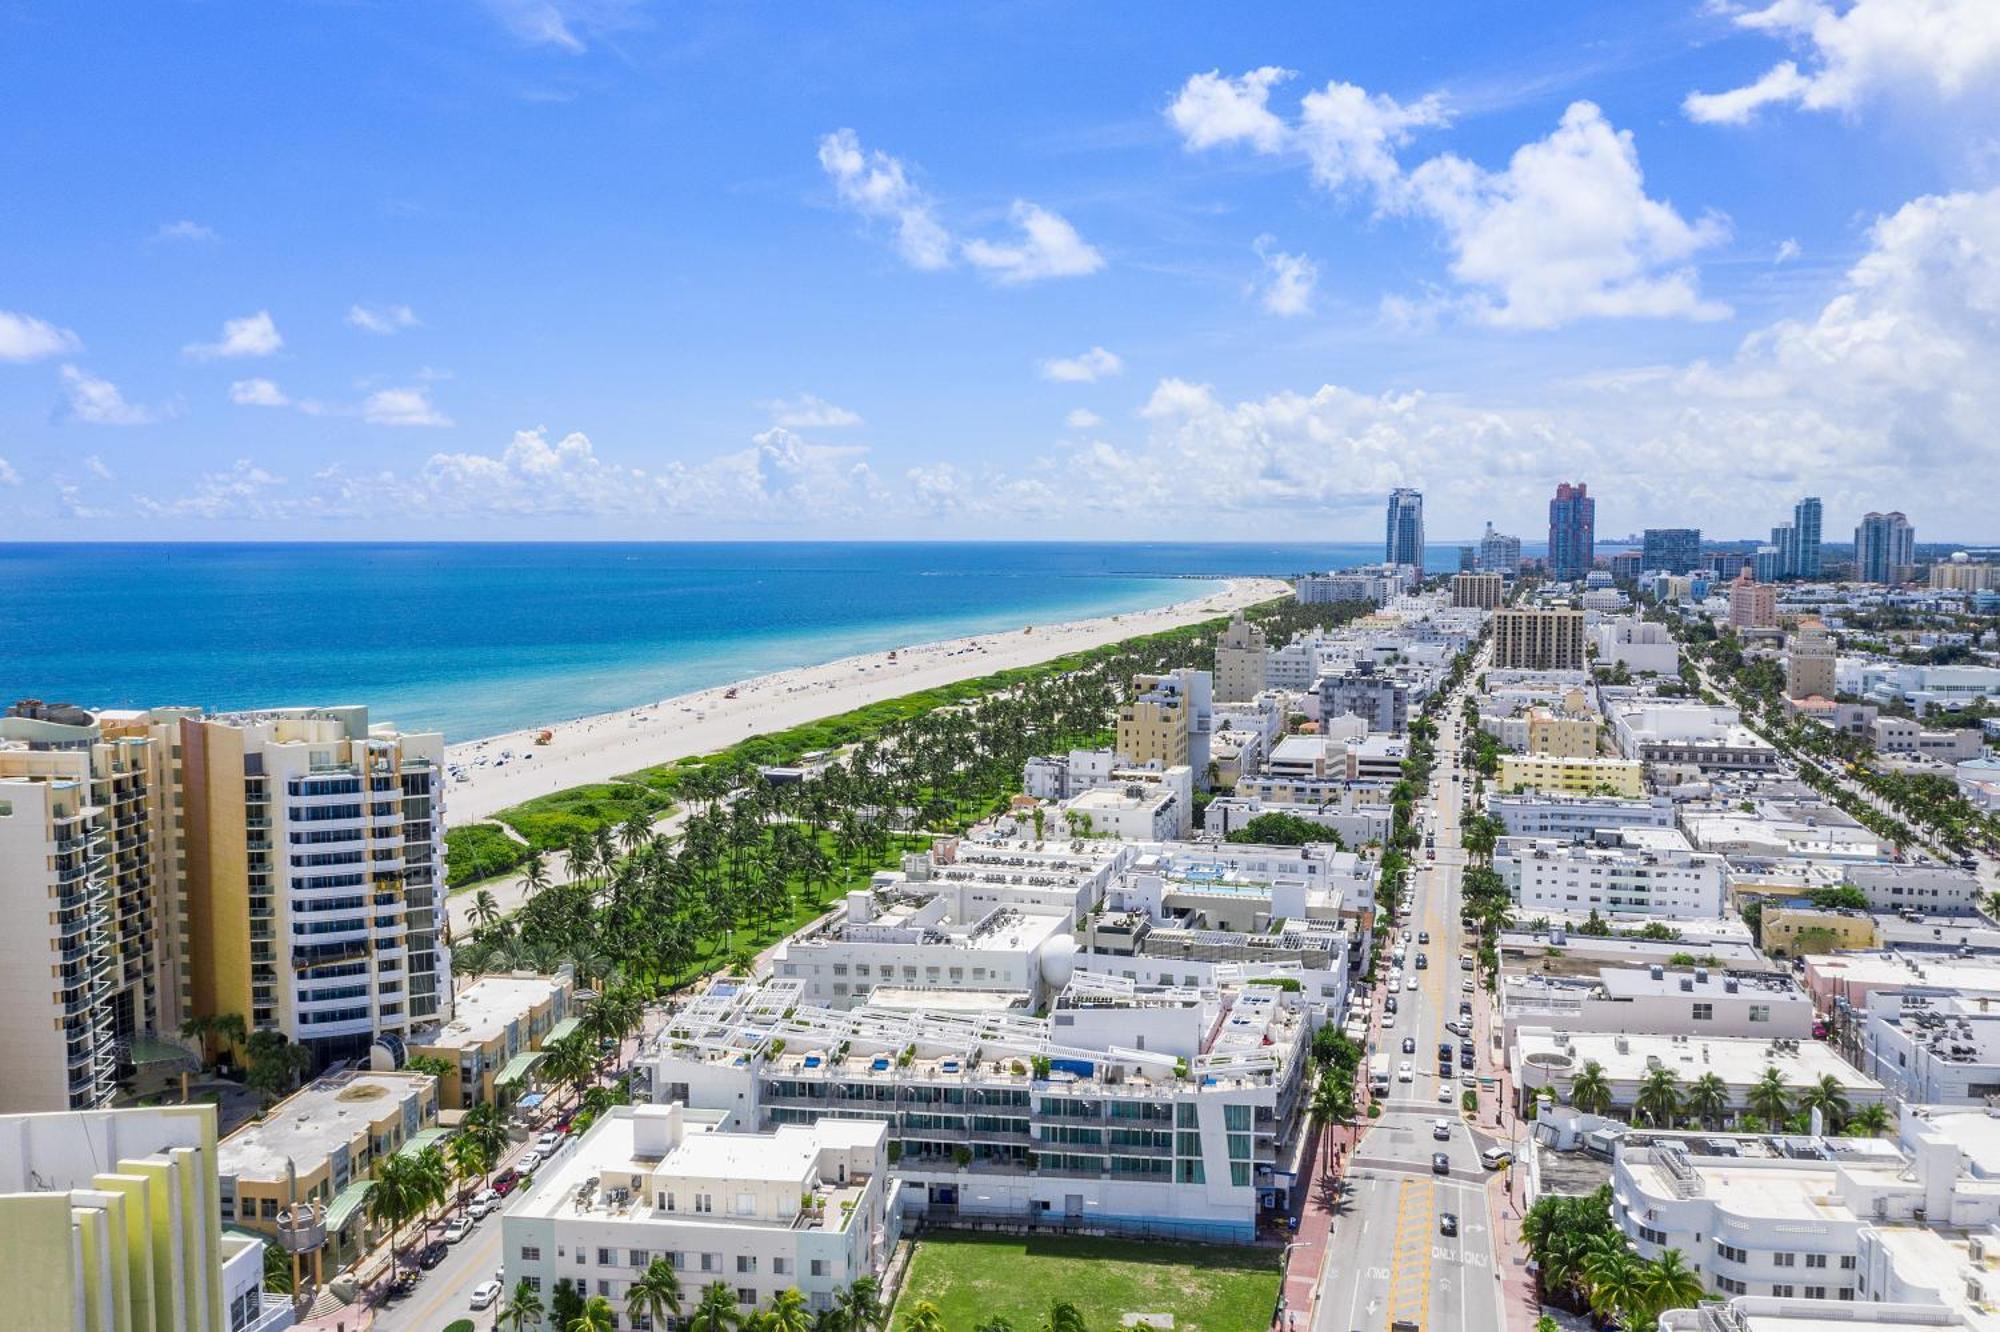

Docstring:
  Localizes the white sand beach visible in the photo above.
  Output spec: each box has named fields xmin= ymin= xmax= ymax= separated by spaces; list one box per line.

xmin=444 ymin=576 xmax=1289 ymax=826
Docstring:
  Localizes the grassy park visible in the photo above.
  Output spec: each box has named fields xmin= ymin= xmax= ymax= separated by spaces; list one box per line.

xmin=892 ymin=1233 xmax=1282 ymax=1332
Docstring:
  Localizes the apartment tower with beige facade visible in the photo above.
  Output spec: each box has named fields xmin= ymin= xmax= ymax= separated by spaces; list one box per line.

xmin=1491 ymin=606 xmax=1586 ymax=671
xmin=1213 ymin=612 xmax=1269 ymax=703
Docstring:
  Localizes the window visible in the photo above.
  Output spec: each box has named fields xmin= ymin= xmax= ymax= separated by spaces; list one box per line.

xmin=1839 ymin=1255 xmax=1856 ymax=1270
xmin=599 ymin=1248 xmax=616 ymax=1266
xmin=811 ymin=1260 xmax=828 ymax=1278
xmin=1804 ymin=1286 xmax=1826 ymax=1300
xmin=1715 ymin=1242 xmax=1747 ymax=1263
xmin=630 ymin=1250 xmax=650 ymax=1268
xmin=1838 ymin=1288 xmax=1855 ymax=1301
xmin=736 ymin=1256 xmax=757 ymax=1274
xmin=521 ymin=1246 xmax=543 ymax=1262
xmin=1637 ymin=1225 xmax=1668 ymax=1245
xmin=695 ymin=1193 xmax=713 ymax=1214
xmin=1805 ymin=1253 xmax=1827 ymax=1269
xmin=598 ymin=1280 xmax=613 ymax=1296
xmin=1691 ymin=1003 xmax=1713 ymax=1021
xmin=1749 ymin=1004 xmax=1771 ymax=1023
xmin=738 ymin=1289 xmax=756 ymax=1306
xmin=701 ymin=1254 xmax=719 ymax=1273
xmin=1773 ymin=1252 xmax=1795 ymax=1268
xmin=773 ymin=1258 xmax=790 ymax=1276
xmin=1716 ymin=1277 xmax=1746 ymax=1295
xmin=1771 ymin=1285 xmax=1794 ymax=1299
xmin=525 ymin=1276 xmax=543 ymax=1292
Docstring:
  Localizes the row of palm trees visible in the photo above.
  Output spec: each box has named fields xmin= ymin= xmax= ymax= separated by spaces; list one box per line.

xmin=1524 ymin=1187 xmax=1706 ymax=1328
xmin=494 ymin=1269 xmax=890 ymax=1332
xmin=1558 ymin=1059 xmax=1888 ymax=1135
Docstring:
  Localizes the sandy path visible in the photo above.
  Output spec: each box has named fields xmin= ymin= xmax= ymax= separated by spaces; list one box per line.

xmin=443 ymin=576 xmax=1287 ymax=827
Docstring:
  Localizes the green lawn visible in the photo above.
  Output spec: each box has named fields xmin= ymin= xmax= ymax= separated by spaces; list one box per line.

xmin=893 ymin=1233 xmax=1281 ymax=1332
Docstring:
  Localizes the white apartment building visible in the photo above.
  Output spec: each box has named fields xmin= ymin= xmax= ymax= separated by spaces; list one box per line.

xmin=1499 ymin=964 xmax=1811 ymax=1051
xmin=645 ymin=972 xmax=1310 ymax=1242
xmin=1595 ymin=616 xmax=1680 ymax=675
xmin=1838 ymin=660 xmax=2000 ymax=716
xmin=1858 ymin=990 xmax=2000 ymax=1106
xmin=1061 ymin=766 xmax=1192 ymax=840
xmin=773 ymin=891 xmax=1074 ymax=1012
xmin=1844 ymin=865 xmax=1986 ymax=914
xmin=1497 ymin=828 xmax=1727 ymax=919
xmin=1516 ymin=1027 xmax=1882 ymax=1119
xmin=181 ymin=707 xmax=450 ymax=1067
xmin=1022 ymin=749 xmax=1118 ymax=801
xmin=1609 ymin=700 xmax=1780 ymax=772
xmin=502 ymin=1103 xmax=897 ymax=1320
xmin=1203 ymin=795 xmax=1392 ymax=848
xmin=1871 ymin=717 xmax=1986 ymax=761
xmin=1487 ymin=792 xmax=1675 ymax=839
xmin=873 ymin=839 xmax=1131 ymax=930
xmin=0 ymin=1103 xmax=288 ymax=1332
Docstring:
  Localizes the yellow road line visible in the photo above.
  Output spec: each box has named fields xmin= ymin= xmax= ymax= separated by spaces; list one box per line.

xmin=1384 ymin=1177 xmax=1436 ymax=1330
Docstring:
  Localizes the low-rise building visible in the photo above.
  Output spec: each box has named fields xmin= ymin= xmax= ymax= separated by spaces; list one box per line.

xmin=1871 ymin=717 xmax=1986 ymax=761
xmin=1857 ymin=990 xmax=2000 ymax=1105
xmin=1515 ymin=1027 xmax=1883 ymax=1119
xmin=1487 ymin=792 xmax=1675 ymax=839
xmin=501 ymin=1103 xmax=897 ymax=1320
xmin=1496 ymin=828 xmax=1727 ymax=918
xmin=1202 ymin=794 xmax=1392 ymax=848
xmin=1497 ymin=753 xmax=1646 ymax=797
xmin=1806 ymin=953 xmax=2000 ymax=1014
xmin=402 ymin=970 xmax=577 ymax=1111
xmin=217 ymin=1070 xmax=440 ymax=1277
xmin=773 ymin=891 xmax=1072 ymax=1012
xmin=1844 ymin=865 xmax=1986 ymax=914
xmin=1525 ymin=706 xmax=1598 ymax=758
xmin=1594 ymin=616 xmax=1679 ymax=676
xmin=0 ymin=1103 xmax=290 ymax=1332
xmin=1760 ymin=906 xmax=1878 ymax=958
xmin=1060 ymin=767 xmax=1191 ymax=841
xmin=1499 ymin=964 xmax=1811 ymax=1050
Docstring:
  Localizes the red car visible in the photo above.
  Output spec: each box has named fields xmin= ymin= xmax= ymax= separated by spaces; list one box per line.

xmin=492 ymin=1169 xmax=521 ymax=1197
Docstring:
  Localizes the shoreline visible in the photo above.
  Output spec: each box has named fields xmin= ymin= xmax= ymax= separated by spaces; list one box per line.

xmin=444 ymin=575 xmax=1289 ymax=826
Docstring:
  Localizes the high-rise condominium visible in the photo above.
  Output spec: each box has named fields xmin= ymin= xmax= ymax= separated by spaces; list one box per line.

xmin=1386 ymin=487 xmax=1425 ymax=572
xmin=1477 ymin=522 xmax=1521 ymax=574
xmin=1642 ymin=528 xmax=1701 ymax=574
xmin=1548 ymin=482 xmax=1595 ymax=581
xmin=1793 ymin=497 xmax=1823 ymax=579
xmin=1772 ymin=521 xmax=1797 ymax=579
xmin=1854 ymin=511 xmax=1915 ymax=584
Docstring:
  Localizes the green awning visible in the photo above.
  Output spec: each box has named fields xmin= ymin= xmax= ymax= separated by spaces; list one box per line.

xmin=393 ymin=1127 xmax=455 ymax=1161
xmin=326 ymin=1180 xmax=375 ymax=1230
xmin=495 ymin=1050 xmax=545 ymax=1088
xmin=544 ymin=1017 xmax=583 ymax=1045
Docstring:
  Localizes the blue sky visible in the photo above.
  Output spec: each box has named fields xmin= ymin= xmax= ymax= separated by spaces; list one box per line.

xmin=2 ymin=0 xmax=1997 ymax=542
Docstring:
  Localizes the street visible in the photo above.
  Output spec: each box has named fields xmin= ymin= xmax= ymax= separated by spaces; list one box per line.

xmin=1313 ymin=658 xmax=1509 ymax=1332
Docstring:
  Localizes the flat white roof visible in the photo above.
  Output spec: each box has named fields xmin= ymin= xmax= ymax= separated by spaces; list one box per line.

xmin=219 ymin=1072 xmax=430 ymax=1181
xmin=1518 ymin=1028 xmax=1882 ymax=1091
xmin=415 ymin=973 xmax=565 ymax=1050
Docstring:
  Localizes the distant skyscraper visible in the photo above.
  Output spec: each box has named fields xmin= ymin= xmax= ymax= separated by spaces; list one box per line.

xmin=1547 ymin=482 xmax=1595 ymax=581
xmin=1477 ymin=522 xmax=1521 ymax=574
xmin=1855 ymin=511 xmax=1915 ymax=584
xmin=1771 ymin=521 xmax=1797 ymax=579
xmin=1793 ymin=496 xmax=1823 ymax=579
xmin=1385 ymin=488 xmax=1425 ymax=572
xmin=1457 ymin=545 xmax=1475 ymax=572
xmin=1642 ymin=528 xmax=1701 ymax=574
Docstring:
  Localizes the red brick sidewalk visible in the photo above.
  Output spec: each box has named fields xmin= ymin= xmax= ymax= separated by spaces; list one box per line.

xmin=1278 ymin=1109 xmax=1373 ymax=1331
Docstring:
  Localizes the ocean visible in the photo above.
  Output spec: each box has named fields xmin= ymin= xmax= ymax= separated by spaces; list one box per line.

xmin=0 ymin=541 xmax=1475 ymax=741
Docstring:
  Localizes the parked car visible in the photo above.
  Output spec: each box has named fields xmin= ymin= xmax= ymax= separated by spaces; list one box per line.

xmin=444 ymin=1216 xmax=474 ymax=1245
xmin=517 ymin=1150 xmax=544 ymax=1173
xmin=1461 ymin=1073 xmax=1479 ymax=1088
xmin=535 ymin=1131 xmax=563 ymax=1154
xmin=1481 ymin=1147 xmax=1515 ymax=1170
xmin=1459 ymin=1001 xmax=1473 ymax=1016
xmin=471 ymin=1279 xmax=504 ymax=1310
xmin=416 ymin=1241 xmax=448 ymax=1271
xmin=469 ymin=1190 xmax=501 ymax=1218
xmin=492 ymin=1169 xmax=521 ymax=1196
xmin=1418 ymin=931 xmax=1430 ymax=944
xmin=1436 ymin=1085 xmax=1452 ymax=1103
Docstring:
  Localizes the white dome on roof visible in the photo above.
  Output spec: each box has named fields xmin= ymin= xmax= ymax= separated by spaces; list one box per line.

xmin=1038 ymin=933 xmax=1077 ymax=988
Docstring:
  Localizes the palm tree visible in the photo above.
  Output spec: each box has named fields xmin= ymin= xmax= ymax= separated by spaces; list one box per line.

xmin=1534 ymin=1319 xmax=1558 ymax=1332
xmin=448 ymin=1133 xmax=493 ymax=1213
xmin=1568 ymin=1060 xmax=1614 ymax=1116
xmin=767 ymin=1287 xmax=810 ymax=1332
xmin=497 ymin=1279 xmax=546 ymax=1332
xmin=1633 ymin=1067 xmax=1682 ymax=1129
xmin=471 ymin=888 xmax=503 ymax=929
xmin=1685 ymin=1072 xmax=1729 ymax=1130
xmin=626 ymin=1257 xmax=684 ymax=1331
xmin=1040 ymin=1302 xmax=1086 ymax=1332
xmin=1796 ymin=1074 xmax=1852 ymax=1131
xmin=461 ymin=1102 xmax=510 ymax=1180
xmin=522 ymin=851 xmax=551 ymax=899
xmin=901 ymin=1301 xmax=946 ymax=1332
xmin=836 ymin=1277 xmax=884 ymax=1332
xmin=570 ymin=1294 xmax=618 ymax=1332
xmin=1846 ymin=1102 xmax=1892 ymax=1138
xmin=1582 ymin=1235 xmax=1642 ymax=1326
xmin=366 ymin=1155 xmax=425 ymax=1280
xmin=691 ymin=1281 xmax=741 ymax=1332
xmin=1748 ymin=1066 xmax=1792 ymax=1126
xmin=1637 ymin=1249 xmax=1707 ymax=1326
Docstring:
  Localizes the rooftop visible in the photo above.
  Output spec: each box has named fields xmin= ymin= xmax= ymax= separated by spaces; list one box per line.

xmin=412 ymin=972 xmax=568 ymax=1051
xmin=219 ymin=1071 xmax=434 ymax=1183
xmin=1516 ymin=1027 xmax=1882 ymax=1092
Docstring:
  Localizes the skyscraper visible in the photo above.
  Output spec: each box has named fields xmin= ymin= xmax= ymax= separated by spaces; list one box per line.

xmin=1771 ymin=521 xmax=1797 ymax=579
xmin=1385 ymin=487 xmax=1425 ymax=572
xmin=1793 ymin=496 xmax=1823 ymax=579
xmin=1548 ymin=482 xmax=1595 ymax=581
xmin=1642 ymin=528 xmax=1701 ymax=574
xmin=1855 ymin=511 xmax=1915 ymax=584
xmin=1477 ymin=522 xmax=1521 ymax=574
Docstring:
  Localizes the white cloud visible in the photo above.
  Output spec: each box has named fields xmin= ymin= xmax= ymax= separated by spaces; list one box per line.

xmin=817 ymin=128 xmax=954 ymax=271
xmin=0 ymin=310 xmax=81 ymax=362
xmin=1402 ymin=102 xmax=1730 ymax=328
xmin=761 ymin=393 xmax=863 ymax=428
xmin=961 ymin=202 xmax=1104 ymax=284
xmin=346 ymin=304 xmax=421 ymax=334
xmin=136 ymin=460 xmax=286 ymax=519
xmin=184 ymin=310 xmax=282 ymax=360
xmin=1775 ymin=237 xmax=1802 ymax=262
xmin=59 ymin=366 xmax=157 ymax=426
xmin=229 ymin=378 xmax=291 ymax=407
xmin=0 ymin=457 xmax=18 ymax=486
xmin=1168 ymin=70 xmax=1719 ymax=328
xmin=1166 ymin=66 xmax=1296 ymax=153
xmin=1685 ymin=0 xmax=2000 ymax=124
xmin=480 ymin=0 xmax=641 ymax=52
xmin=1039 ymin=346 xmax=1123 ymax=383
xmin=83 ymin=455 xmax=113 ymax=480
xmin=151 ymin=220 xmax=217 ymax=243
xmin=361 ymin=386 xmax=453 ymax=428
xmin=1065 ymin=408 xmax=1104 ymax=429
xmin=1253 ymin=236 xmax=1319 ymax=316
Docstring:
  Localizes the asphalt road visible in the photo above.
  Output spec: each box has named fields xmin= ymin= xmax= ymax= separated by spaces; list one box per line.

xmin=1314 ymin=666 xmax=1505 ymax=1332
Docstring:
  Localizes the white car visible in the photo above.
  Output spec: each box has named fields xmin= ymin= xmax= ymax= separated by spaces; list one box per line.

xmin=469 ymin=1190 xmax=501 ymax=1218
xmin=535 ymin=1131 xmax=563 ymax=1154
xmin=443 ymin=1216 xmax=474 ymax=1245
xmin=1397 ymin=1061 xmax=1415 ymax=1083
xmin=517 ymin=1149 xmax=544 ymax=1173
xmin=1406 ymin=977 xmax=1419 ymax=992
xmin=470 ymin=1279 xmax=504 ymax=1310
xmin=1432 ymin=1118 xmax=1452 ymax=1140
xmin=1437 ymin=1085 xmax=1453 ymax=1103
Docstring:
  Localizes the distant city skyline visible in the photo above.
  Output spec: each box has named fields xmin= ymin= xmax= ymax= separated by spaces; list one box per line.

xmin=3 ymin=3 xmax=1998 ymax=541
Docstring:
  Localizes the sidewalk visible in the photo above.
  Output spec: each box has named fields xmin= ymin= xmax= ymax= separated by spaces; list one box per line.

xmin=1277 ymin=1104 xmax=1371 ymax=1331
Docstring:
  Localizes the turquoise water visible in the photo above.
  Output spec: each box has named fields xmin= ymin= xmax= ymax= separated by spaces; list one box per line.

xmin=0 ymin=542 xmax=1448 ymax=741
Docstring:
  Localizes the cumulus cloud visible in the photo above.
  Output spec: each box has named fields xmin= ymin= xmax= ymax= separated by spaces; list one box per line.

xmin=817 ymin=128 xmax=954 ymax=271
xmin=1685 ymin=0 xmax=2000 ymax=124
xmin=761 ymin=393 xmax=863 ymax=428
xmin=346 ymin=304 xmax=421 ymax=334
xmin=151 ymin=220 xmax=217 ymax=243
xmin=136 ymin=460 xmax=286 ymax=519
xmin=0 ymin=457 xmax=18 ymax=486
xmin=817 ymin=130 xmax=1101 ymax=283
xmin=361 ymin=386 xmax=453 ymax=427
xmin=0 ymin=310 xmax=81 ymax=362
xmin=1775 ymin=237 xmax=1802 ymax=262
xmin=1065 ymin=408 xmax=1104 ymax=429
xmin=1253 ymin=236 xmax=1319 ymax=316
xmin=1039 ymin=346 xmax=1123 ymax=383
xmin=1168 ymin=69 xmax=1723 ymax=328
xmin=59 ymin=366 xmax=157 ymax=426
xmin=184 ymin=310 xmax=282 ymax=360
xmin=229 ymin=378 xmax=291 ymax=407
